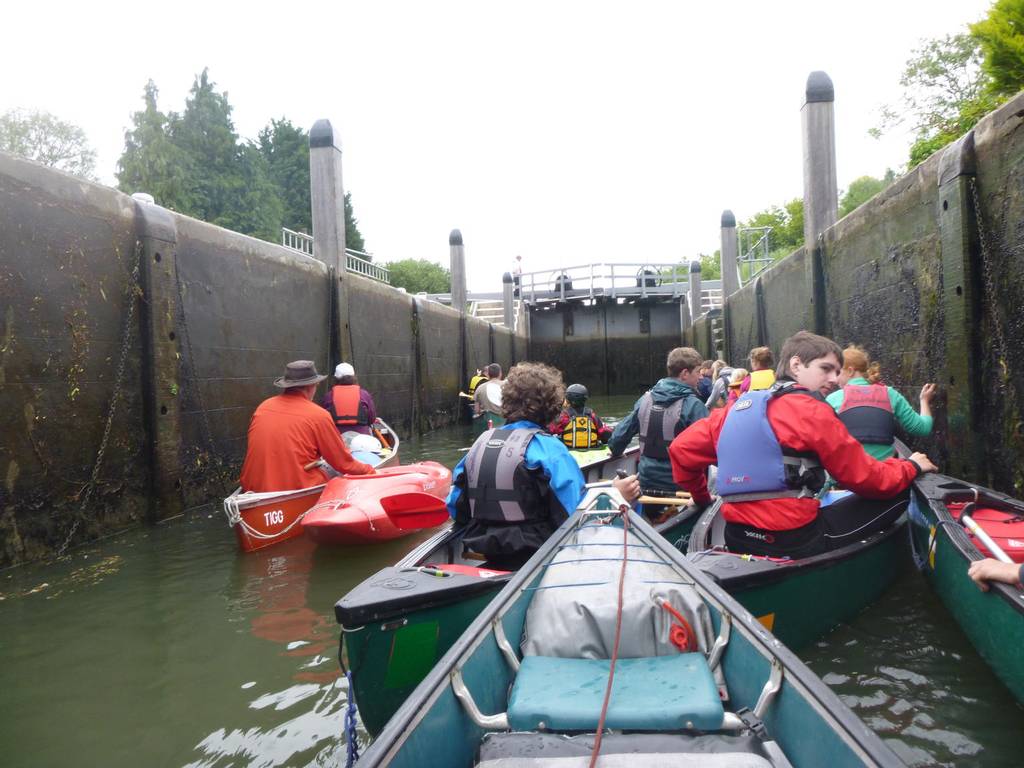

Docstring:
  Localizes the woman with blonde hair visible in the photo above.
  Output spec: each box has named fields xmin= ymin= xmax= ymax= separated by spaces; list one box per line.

xmin=726 ymin=367 xmax=748 ymax=405
xmin=705 ymin=360 xmax=735 ymax=409
xmin=825 ymin=345 xmax=936 ymax=459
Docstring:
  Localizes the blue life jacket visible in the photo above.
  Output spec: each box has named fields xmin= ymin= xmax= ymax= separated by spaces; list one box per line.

xmin=716 ymin=384 xmax=825 ymax=503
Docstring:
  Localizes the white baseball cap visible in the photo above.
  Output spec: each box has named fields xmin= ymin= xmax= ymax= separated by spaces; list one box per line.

xmin=334 ymin=362 xmax=355 ymax=378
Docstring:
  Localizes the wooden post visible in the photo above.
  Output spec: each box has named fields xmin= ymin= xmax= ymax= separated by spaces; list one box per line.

xmin=309 ymin=119 xmax=351 ymax=362
xmin=801 ymin=72 xmax=836 ymax=334
xmin=720 ymin=210 xmax=740 ymax=297
xmin=450 ymin=229 xmax=468 ymax=397
xmin=502 ymin=271 xmax=515 ymax=329
xmin=938 ymin=131 xmax=981 ymax=478
xmin=688 ymin=260 xmax=702 ymax=324
xmin=135 ymin=201 xmax=183 ymax=522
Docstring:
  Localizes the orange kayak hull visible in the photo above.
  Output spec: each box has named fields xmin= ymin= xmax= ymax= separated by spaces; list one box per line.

xmin=302 ymin=462 xmax=452 ymax=545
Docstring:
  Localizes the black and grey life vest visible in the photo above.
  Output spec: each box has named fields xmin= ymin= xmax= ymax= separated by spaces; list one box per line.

xmin=837 ymin=383 xmax=895 ymax=445
xmin=463 ymin=428 xmax=545 ymax=523
xmin=638 ymin=392 xmax=686 ymax=460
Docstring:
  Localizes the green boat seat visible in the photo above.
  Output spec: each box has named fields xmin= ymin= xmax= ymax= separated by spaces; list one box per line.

xmin=507 ymin=654 xmax=724 ymax=732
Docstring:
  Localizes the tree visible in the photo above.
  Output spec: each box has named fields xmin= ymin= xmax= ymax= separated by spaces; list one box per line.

xmin=386 ymin=258 xmax=451 ymax=293
xmin=698 ymin=252 xmax=721 ymax=280
xmin=741 ymin=199 xmax=803 ymax=261
xmin=0 ymin=108 xmax=97 ymax=179
xmin=216 ymin=143 xmax=285 ymax=243
xmin=874 ymin=34 xmax=1000 ymax=168
xmin=839 ymin=171 xmax=896 ymax=217
xmin=117 ymin=72 xmax=369 ymax=248
xmin=117 ymin=80 xmax=195 ymax=211
xmin=257 ymin=119 xmax=367 ymax=251
xmin=117 ymin=70 xmax=284 ymax=242
xmin=345 ymin=192 xmax=367 ymax=254
xmin=971 ymin=0 xmax=1024 ymax=97
xmin=258 ymin=117 xmax=311 ymax=232
xmin=169 ymin=68 xmax=256 ymax=228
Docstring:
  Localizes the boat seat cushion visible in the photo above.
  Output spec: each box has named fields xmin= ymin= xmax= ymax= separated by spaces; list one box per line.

xmin=507 ymin=654 xmax=723 ymax=732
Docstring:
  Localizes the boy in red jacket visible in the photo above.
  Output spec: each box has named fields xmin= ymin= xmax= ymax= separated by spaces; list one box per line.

xmin=669 ymin=331 xmax=937 ymax=558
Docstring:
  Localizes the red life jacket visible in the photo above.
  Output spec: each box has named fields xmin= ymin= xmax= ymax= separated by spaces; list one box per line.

xmin=329 ymin=384 xmax=369 ymax=427
xmin=838 ymin=383 xmax=894 ymax=445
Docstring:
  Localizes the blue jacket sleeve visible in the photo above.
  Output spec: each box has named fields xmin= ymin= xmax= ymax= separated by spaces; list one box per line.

xmin=608 ymin=403 xmax=640 ymax=457
xmin=446 ymin=455 xmax=468 ymax=518
xmin=525 ymin=435 xmax=586 ymax=519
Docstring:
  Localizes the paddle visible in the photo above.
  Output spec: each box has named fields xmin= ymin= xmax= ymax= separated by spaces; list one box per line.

xmin=380 ymin=492 xmax=451 ymax=530
xmin=961 ymin=512 xmax=1016 ymax=564
xmin=638 ymin=494 xmax=692 ymax=506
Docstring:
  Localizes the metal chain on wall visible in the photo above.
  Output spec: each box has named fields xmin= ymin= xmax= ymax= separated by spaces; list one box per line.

xmin=56 ymin=243 xmax=143 ymax=557
xmin=969 ymin=176 xmax=1023 ymax=414
xmin=173 ymin=260 xmax=233 ymax=497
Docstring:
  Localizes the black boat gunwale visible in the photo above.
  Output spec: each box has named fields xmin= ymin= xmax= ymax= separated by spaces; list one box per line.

xmin=687 ymin=498 xmax=906 ymax=590
xmin=910 ymin=469 xmax=1024 ymax=616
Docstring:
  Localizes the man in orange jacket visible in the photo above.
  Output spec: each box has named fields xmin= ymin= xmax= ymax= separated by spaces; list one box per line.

xmin=240 ymin=361 xmax=375 ymax=492
xmin=669 ymin=331 xmax=937 ymax=558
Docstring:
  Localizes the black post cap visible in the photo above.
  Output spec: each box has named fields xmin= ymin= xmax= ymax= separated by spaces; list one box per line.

xmin=721 ymin=210 xmax=736 ymax=228
xmin=502 ymin=272 xmax=513 ymax=283
xmin=449 ymin=229 xmax=463 ymax=246
xmin=690 ymin=260 xmax=702 ymax=273
xmin=310 ymin=119 xmax=335 ymax=148
xmin=805 ymin=71 xmax=834 ymax=104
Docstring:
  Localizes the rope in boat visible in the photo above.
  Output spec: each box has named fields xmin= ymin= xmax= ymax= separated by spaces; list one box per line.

xmin=588 ymin=510 xmax=630 ymax=768
xmin=337 ymin=636 xmax=361 ymax=767
xmin=344 ymin=670 xmax=361 ymax=768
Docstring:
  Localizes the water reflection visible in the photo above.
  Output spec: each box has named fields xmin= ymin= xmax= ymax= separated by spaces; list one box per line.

xmin=803 ymin=571 xmax=1024 ymax=767
xmin=1 ymin=401 xmax=1022 ymax=766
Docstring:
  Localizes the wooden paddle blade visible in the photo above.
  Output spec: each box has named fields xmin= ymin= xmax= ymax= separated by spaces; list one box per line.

xmin=380 ymin=492 xmax=450 ymax=530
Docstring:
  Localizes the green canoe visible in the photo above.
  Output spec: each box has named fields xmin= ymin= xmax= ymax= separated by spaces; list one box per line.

xmin=686 ymin=491 xmax=907 ymax=650
xmin=907 ymin=467 xmax=1024 ymax=704
xmin=337 ymin=445 xmax=702 ymax=736
xmin=354 ymin=489 xmax=902 ymax=767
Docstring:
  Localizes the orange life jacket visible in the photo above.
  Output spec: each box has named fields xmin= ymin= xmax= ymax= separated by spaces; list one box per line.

xmin=330 ymin=384 xmax=369 ymax=427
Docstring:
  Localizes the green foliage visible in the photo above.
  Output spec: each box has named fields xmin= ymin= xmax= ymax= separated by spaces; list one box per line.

xmin=971 ymin=0 xmax=1024 ymax=97
xmin=386 ymin=258 xmax=451 ymax=293
xmin=258 ymin=118 xmax=311 ymax=232
xmin=839 ymin=171 xmax=896 ymax=217
xmin=741 ymin=198 xmax=804 ymax=262
xmin=117 ymin=70 xmax=367 ymax=249
xmin=345 ymin=192 xmax=366 ymax=254
xmin=876 ymin=33 xmax=1001 ymax=168
xmin=0 ymin=108 xmax=97 ymax=179
xmin=118 ymin=81 xmax=195 ymax=210
xmin=698 ymin=253 xmax=721 ymax=280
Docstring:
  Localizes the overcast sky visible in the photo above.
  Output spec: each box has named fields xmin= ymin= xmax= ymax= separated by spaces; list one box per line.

xmin=3 ymin=1 xmax=990 ymax=290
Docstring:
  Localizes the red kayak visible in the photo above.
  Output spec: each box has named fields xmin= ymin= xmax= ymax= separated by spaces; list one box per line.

xmin=302 ymin=462 xmax=452 ymax=544
xmin=948 ymin=501 xmax=1024 ymax=563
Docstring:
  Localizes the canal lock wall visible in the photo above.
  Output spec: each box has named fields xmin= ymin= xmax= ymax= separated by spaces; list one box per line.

xmin=0 ymin=152 xmax=525 ymax=566
xmin=686 ymin=91 xmax=1024 ymax=499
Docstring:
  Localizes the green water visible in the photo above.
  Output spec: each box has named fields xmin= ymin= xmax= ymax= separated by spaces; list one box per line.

xmin=1 ymin=395 xmax=1022 ymax=766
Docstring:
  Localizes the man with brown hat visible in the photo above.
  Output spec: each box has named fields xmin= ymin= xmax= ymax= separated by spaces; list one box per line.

xmin=239 ymin=360 xmax=375 ymax=492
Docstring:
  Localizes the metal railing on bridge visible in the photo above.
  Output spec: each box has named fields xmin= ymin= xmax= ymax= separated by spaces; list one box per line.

xmin=281 ymin=227 xmax=390 ymax=284
xmin=514 ymin=262 xmax=723 ymax=310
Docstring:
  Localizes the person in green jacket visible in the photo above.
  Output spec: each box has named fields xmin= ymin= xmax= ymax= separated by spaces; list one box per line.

xmin=826 ymin=345 xmax=936 ymax=460
xmin=608 ymin=347 xmax=709 ymax=504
